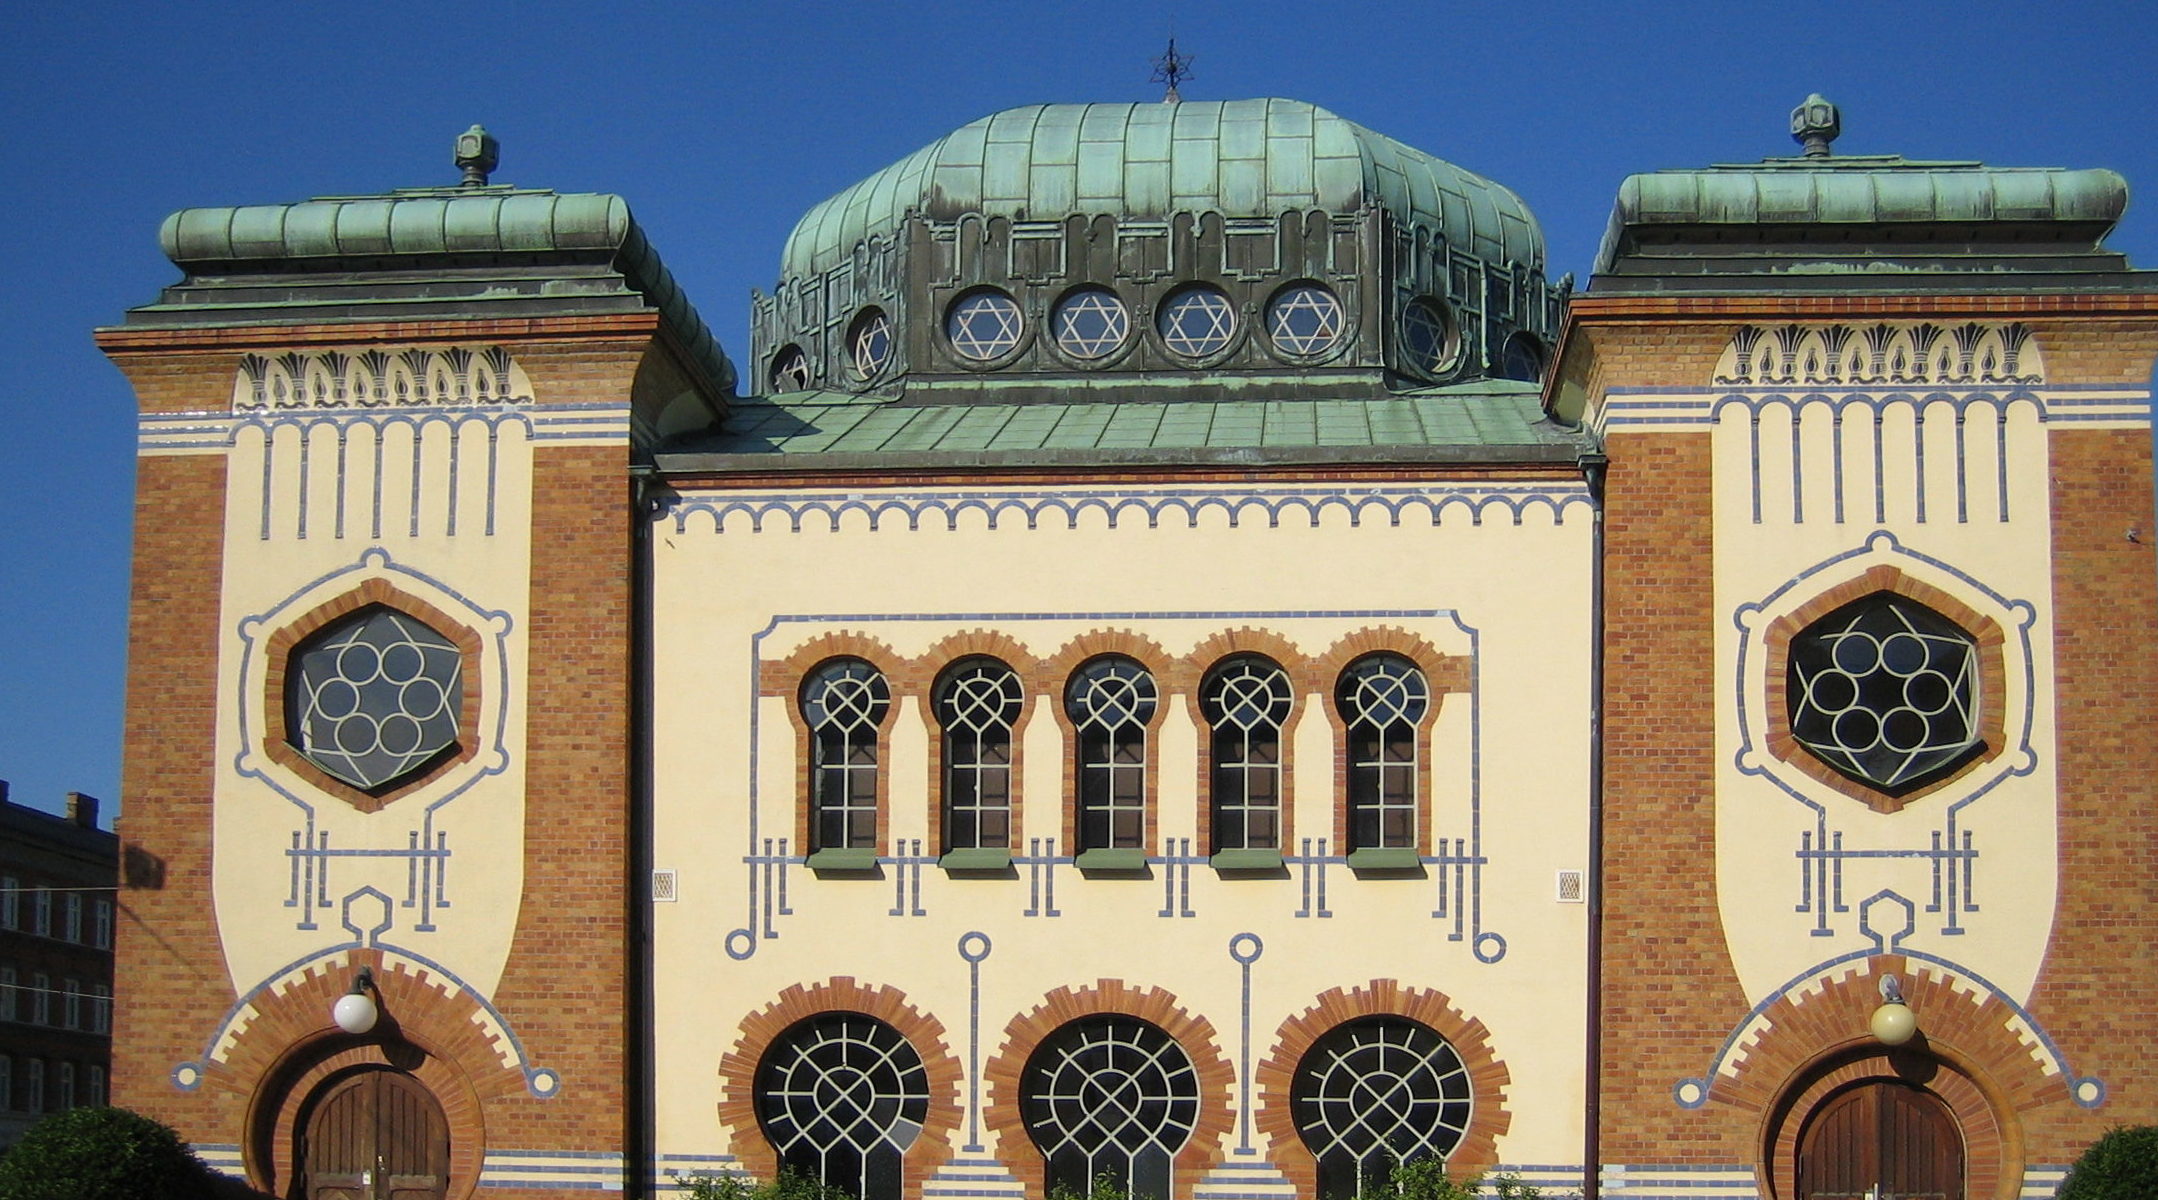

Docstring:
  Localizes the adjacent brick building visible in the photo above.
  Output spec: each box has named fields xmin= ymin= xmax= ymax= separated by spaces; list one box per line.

xmin=0 ymin=787 xmax=117 ymax=1148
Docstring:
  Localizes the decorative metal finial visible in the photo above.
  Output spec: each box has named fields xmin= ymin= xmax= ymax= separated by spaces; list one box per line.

xmin=1789 ymin=94 xmax=1840 ymax=158
xmin=1150 ymin=38 xmax=1194 ymax=105
xmin=455 ymin=124 xmax=500 ymax=187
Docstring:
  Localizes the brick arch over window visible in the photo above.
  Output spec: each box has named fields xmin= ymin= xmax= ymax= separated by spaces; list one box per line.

xmin=716 ymin=978 xmax=963 ymax=1200
xmin=1711 ymin=957 xmax=2056 ymax=1200
xmin=763 ymin=635 xmax=906 ymax=859
xmin=1184 ymin=629 xmax=1314 ymax=857
xmin=1043 ymin=632 xmax=1172 ymax=858
xmin=1763 ymin=565 xmax=2007 ymax=813
xmin=1255 ymin=980 xmax=1512 ymax=1196
xmin=225 ymin=949 xmax=518 ymax=1200
xmin=1313 ymin=629 xmax=1470 ymax=857
xmin=983 ymin=980 xmax=1236 ymax=1200
xmin=263 ymin=578 xmax=484 ymax=812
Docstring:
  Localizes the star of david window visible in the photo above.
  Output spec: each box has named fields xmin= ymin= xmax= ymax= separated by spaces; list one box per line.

xmin=849 ymin=309 xmax=893 ymax=381
xmin=1292 ymin=1017 xmax=1472 ymax=1200
xmin=1786 ymin=594 xmax=1981 ymax=794
xmin=1021 ymin=1016 xmax=1198 ymax=1200
xmin=1066 ymin=657 xmax=1157 ymax=853
xmin=1052 ymin=287 xmax=1130 ymax=360
xmin=1400 ymin=299 xmax=1459 ymax=377
xmin=936 ymin=658 xmax=1023 ymax=853
xmin=1498 ymin=332 xmax=1545 ymax=383
xmin=803 ymin=659 xmax=892 ymax=855
xmin=946 ymin=291 xmax=1024 ymax=361
xmin=755 ymin=1013 xmax=929 ymax=1200
xmin=1157 ymin=286 xmax=1236 ymax=359
xmin=1268 ymin=283 xmax=1345 ymax=357
xmin=1338 ymin=655 xmax=1429 ymax=851
xmin=286 ymin=606 xmax=463 ymax=793
xmin=771 ymin=345 xmax=812 ymax=392
xmin=1204 ymin=656 xmax=1293 ymax=853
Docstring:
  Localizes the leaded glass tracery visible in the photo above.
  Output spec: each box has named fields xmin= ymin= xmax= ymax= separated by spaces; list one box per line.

xmin=947 ymin=291 xmax=1024 ymax=361
xmin=936 ymin=658 xmax=1024 ymax=851
xmin=850 ymin=309 xmax=893 ymax=380
xmin=1066 ymin=657 xmax=1157 ymax=852
xmin=1053 ymin=288 xmax=1130 ymax=359
xmin=1339 ymin=655 xmax=1429 ymax=851
xmin=803 ymin=659 xmax=892 ymax=852
xmin=1203 ymin=656 xmax=1293 ymax=852
xmin=287 ymin=607 xmax=463 ymax=792
xmin=1157 ymin=286 xmax=1236 ymax=358
xmin=755 ymin=1013 xmax=929 ymax=1200
xmin=1291 ymin=1018 xmax=1471 ymax=1200
xmin=1787 ymin=594 xmax=1980 ymax=793
xmin=1400 ymin=300 xmax=1458 ymax=377
xmin=771 ymin=345 xmax=812 ymax=392
xmin=1268 ymin=284 xmax=1345 ymax=356
xmin=1021 ymin=1017 xmax=1198 ymax=1200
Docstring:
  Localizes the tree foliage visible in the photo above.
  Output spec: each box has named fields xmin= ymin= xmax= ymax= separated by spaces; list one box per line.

xmin=0 ymin=1106 xmax=217 ymax=1200
xmin=2059 ymin=1125 xmax=2158 ymax=1200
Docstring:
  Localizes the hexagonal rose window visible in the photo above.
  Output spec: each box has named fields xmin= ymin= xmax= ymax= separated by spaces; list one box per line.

xmin=287 ymin=606 xmax=464 ymax=792
xmin=1787 ymin=593 xmax=1981 ymax=793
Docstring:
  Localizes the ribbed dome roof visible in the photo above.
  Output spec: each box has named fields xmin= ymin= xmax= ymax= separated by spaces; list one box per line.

xmin=781 ymin=98 xmax=1545 ymax=279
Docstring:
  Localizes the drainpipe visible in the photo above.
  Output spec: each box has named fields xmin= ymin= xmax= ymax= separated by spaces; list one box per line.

xmin=628 ymin=468 xmax=660 ymax=1197
xmin=1582 ymin=450 xmax=1608 ymax=1200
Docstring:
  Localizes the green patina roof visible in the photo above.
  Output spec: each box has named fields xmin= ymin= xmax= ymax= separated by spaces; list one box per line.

xmin=659 ymin=381 xmax=1589 ymax=471
xmin=781 ymin=99 xmax=1544 ymax=280
xmin=148 ymin=186 xmax=735 ymax=395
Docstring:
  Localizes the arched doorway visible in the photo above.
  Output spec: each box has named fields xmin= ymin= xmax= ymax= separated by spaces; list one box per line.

xmin=1794 ymin=1079 xmax=1964 ymax=1200
xmin=294 ymin=1067 xmax=450 ymax=1200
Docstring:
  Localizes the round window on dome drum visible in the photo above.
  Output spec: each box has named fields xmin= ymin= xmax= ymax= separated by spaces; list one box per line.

xmin=1267 ymin=283 xmax=1345 ymax=357
xmin=947 ymin=291 xmax=1024 ymax=361
xmin=1499 ymin=332 xmax=1546 ymax=383
xmin=770 ymin=345 xmax=812 ymax=392
xmin=1400 ymin=299 xmax=1460 ymax=377
xmin=849 ymin=308 xmax=893 ymax=380
xmin=1157 ymin=286 xmax=1237 ymax=359
xmin=1052 ymin=288 xmax=1130 ymax=360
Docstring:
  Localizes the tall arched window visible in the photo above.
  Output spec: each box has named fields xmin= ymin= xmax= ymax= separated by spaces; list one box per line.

xmin=1021 ymin=1016 xmax=1198 ymax=1200
xmin=1203 ymin=656 xmax=1293 ymax=862
xmin=1291 ymin=1017 xmax=1471 ymax=1200
xmin=1066 ymin=657 xmax=1157 ymax=865
xmin=802 ymin=659 xmax=892 ymax=867
xmin=1337 ymin=654 xmax=1430 ymax=861
xmin=936 ymin=658 xmax=1023 ymax=864
xmin=755 ymin=1013 xmax=930 ymax=1200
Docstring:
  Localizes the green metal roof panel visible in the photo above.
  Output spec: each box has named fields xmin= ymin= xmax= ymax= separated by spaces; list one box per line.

xmin=780 ymin=98 xmax=1544 ymax=279
xmin=1608 ymin=163 xmax=2126 ymax=231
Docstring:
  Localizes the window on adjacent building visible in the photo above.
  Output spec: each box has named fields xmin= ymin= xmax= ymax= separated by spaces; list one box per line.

xmin=0 ymin=967 xmax=15 ymax=1022
xmin=1066 ymin=657 xmax=1157 ymax=858
xmin=63 ymin=893 xmax=81 ymax=943
xmin=1203 ymin=656 xmax=1293 ymax=855
xmin=754 ymin=1013 xmax=928 ymax=1200
xmin=1020 ymin=1016 xmax=1197 ymax=1200
xmin=30 ymin=973 xmax=49 ymax=1026
xmin=92 ymin=985 xmax=111 ymax=1035
xmin=87 ymin=1065 xmax=104 ymax=1107
xmin=25 ymin=1059 xmax=42 ymax=1114
xmin=1338 ymin=654 xmax=1430 ymax=855
xmin=801 ymin=659 xmax=892 ymax=862
xmin=0 ymin=1056 xmax=10 ymax=1113
xmin=62 ymin=978 xmax=79 ymax=1031
xmin=32 ymin=889 xmax=50 ymax=938
xmin=1 ymin=875 xmax=16 ymax=929
xmin=1292 ymin=1017 xmax=1471 ymax=1200
xmin=935 ymin=658 xmax=1023 ymax=858
xmin=93 ymin=899 xmax=112 ymax=950
xmin=56 ymin=1062 xmax=73 ymax=1111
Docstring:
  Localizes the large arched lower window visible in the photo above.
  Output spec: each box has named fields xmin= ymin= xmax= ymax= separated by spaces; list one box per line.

xmin=1203 ymin=656 xmax=1293 ymax=858
xmin=1291 ymin=1017 xmax=1471 ymax=1200
xmin=756 ymin=1013 xmax=930 ymax=1200
xmin=802 ymin=659 xmax=892 ymax=865
xmin=935 ymin=658 xmax=1023 ymax=861
xmin=1337 ymin=654 xmax=1429 ymax=857
xmin=1021 ymin=1016 xmax=1198 ymax=1200
xmin=1066 ymin=657 xmax=1157 ymax=863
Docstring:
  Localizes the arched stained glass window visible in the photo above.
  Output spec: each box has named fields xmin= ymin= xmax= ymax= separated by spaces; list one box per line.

xmin=1292 ymin=1017 xmax=1471 ymax=1200
xmin=756 ymin=1013 xmax=929 ymax=1200
xmin=1021 ymin=1017 xmax=1197 ymax=1200
xmin=936 ymin=658 xmax=1023 ymax=853
xmin=1203 ymin=656 xmax=1293 ymax=853
xmin=287 ymin=607 xmax=463 ymax=793
xmin=1157 ymin=286 xmax=1236 ymax=358
xmin=803 ymin=659 xmax=892 ymax=855
xmin=1338 ymin=655 xmax=1429 ymax=852
xmin=1066 ymin=657 xmax=1157 ymax=854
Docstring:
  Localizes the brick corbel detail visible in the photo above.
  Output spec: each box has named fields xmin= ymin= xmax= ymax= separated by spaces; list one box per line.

xmin=715 ymin=978 xmax=962 ymax=1200
xmin=982 ymin=981 xmax=1236 ymax=1199
xmin=1254 ymin=981 xmax=1512 ymax=1196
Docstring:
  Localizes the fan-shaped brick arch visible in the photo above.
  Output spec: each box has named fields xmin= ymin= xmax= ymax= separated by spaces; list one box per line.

xmin=1254 ymin=980 xmax=1513 ymax=1197
xmin=982 ymin=980 xmax=1236 ymax=1200
xmin=716 ymin=978 xmax=963 ymax=1200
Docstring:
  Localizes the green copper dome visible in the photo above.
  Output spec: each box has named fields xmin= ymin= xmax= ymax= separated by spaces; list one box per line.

xmin=780 ymin=99 xmax=1546 ymax=280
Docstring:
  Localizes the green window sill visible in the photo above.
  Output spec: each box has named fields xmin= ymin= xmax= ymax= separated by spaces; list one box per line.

xmin=1210 ymin=848 xmax=1285 ymax=871
xmin=806 ymin=848 xmax=880 ymax=872
xmin=1346 ymin=847 xmax=1424 ymax=872
xmin=1074 ymin=848 xmax=1150 ymax=873
xmin=939 ymin=847 xmax=1012 ymax=872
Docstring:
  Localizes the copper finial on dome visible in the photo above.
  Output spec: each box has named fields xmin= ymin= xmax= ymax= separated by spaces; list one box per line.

xmin=1790 ymin=94 xmax=1841 ymax=158
xmin=455 ymin=124 xmax=500 ymax=187
xmin=1150 ymin=38 xmax=1194 ymax=105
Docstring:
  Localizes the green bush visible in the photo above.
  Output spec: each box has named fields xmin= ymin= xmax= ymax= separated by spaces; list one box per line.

xmin=1355 ymin=1157 xmax=1545 ymax=1200
xmin=1047 ymin=1174 xmax=1131 ymax=1200
xmin=675 ymin=1167 xmax=849 ymax=1200
xmin=0 ymin=1106 xmax=216 ymax=1200
xmin=2059 ymin=1125 xmax=2158 ymax=1200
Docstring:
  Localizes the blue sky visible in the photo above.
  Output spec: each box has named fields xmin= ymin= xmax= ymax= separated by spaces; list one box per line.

xmin=2 ymin=1 xmax=2153 ymax=822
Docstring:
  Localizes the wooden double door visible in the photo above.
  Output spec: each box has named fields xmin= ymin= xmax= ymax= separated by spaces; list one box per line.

xmin=1795 ymin=1080 xmax=1964 ymax=1200
xmin=297 ymin=1068 xmax=449 ymax=1200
